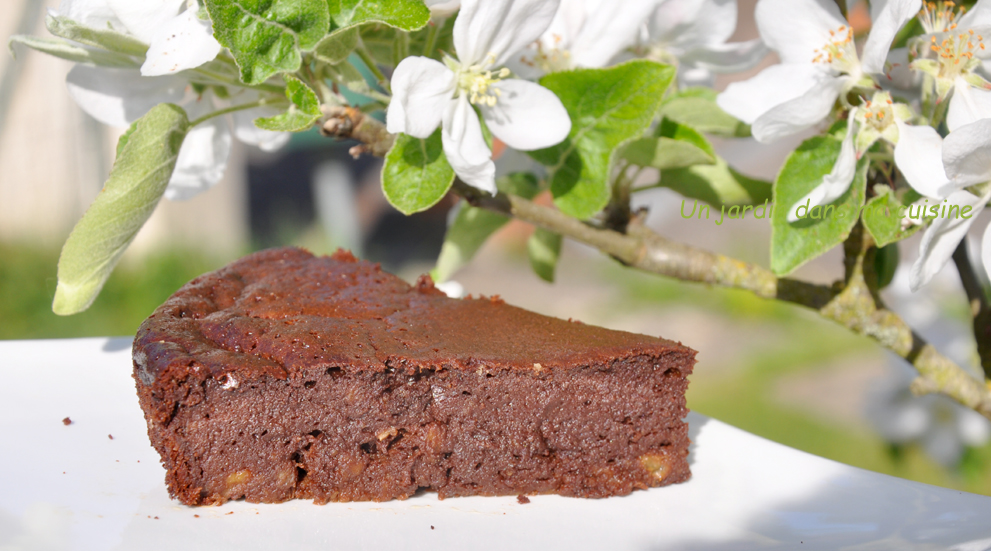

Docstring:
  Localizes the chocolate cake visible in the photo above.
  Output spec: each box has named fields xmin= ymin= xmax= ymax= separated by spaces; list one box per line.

xmin=132 ymin=247 xmax=696 ymax=505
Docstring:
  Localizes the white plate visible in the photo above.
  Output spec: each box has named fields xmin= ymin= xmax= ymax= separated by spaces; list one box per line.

xmin=1 ymin=337 xmax=990 ymax=550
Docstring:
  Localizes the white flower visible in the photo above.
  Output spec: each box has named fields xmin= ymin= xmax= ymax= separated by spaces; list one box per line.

xmin=717 ymin=0 xmax=920 ymax=144
xmin=787 ymin=91 xmax=915 ymax=222
xmin=386 ymin=0 xmax=571 ymax=194
xmin=903 ymin=118 xmax=991 ymax=290
xmin=511 ymin=0 xmax=658 ymax=78
xmin=909 ymin=0 xmax=991 ymax=131
xmin=55 ymin=0 xmax=288 ymax=200
xmin=643 ymin=0 xmax=769 ymax=87
xmin=56 ymin=0 xmax=222 ymax=76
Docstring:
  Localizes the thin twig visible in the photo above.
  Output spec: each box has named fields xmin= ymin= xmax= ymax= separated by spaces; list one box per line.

xmin=953 ymin=241 xmax=991 ymax=379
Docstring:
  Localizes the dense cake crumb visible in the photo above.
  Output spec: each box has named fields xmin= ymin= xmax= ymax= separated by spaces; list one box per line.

xmin=517 ymin=495 xmax=530 ymax=504
xmin=62 ymin=417 xmax=72 ymax=426
xmin=133 ymin=247 xmax=696 ymax=505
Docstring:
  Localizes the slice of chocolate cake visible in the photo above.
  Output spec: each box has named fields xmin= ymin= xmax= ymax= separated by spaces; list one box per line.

xmin=132 ymin=247 xmax=696 ymax=505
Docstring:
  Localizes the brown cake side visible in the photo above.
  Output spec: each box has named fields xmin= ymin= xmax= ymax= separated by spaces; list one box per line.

xmin=132 ymin=247 xmax=696 ymax=505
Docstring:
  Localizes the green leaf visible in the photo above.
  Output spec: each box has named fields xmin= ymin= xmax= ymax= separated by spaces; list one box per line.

xmin=53 ymin=104 xmax=190 ymax=315
xmin=382 ymin=130 xmax=455 ymax=215
xmin=432 ymin=206 xmax=510 ymax=283
xmin=529 ymin=60 xmax=675 ymax=219
xmin=430 ymin=173 xmax=540 ymax=282
xmin=862 ymin=187 xmax=919 ymax=247
xmin=204 ymin=0 xmax=330 ymax=85
xmin=528 ymin=228 xmax=563 ymax=283
xmin=255 ymin=74 xmax=322 ymax=132
xmin=45 ymin=14 xmax=148 ymax=57
xmin=659 ymin=87 xmax=750 ymax=137
xmin=874 ymin=242 xmax=899 ymax=290
xmin=313 ymin=26 xmax=359 ymax=64
xmin=621 ymin=137 xmax=713 ymax=170
xmin=659 ymin=157 xmax=772 ymax=208
xmin=329 ymin=0 xmax=430 ymax=31
xmin=8 ymin=35 xmax=139 ymax=68
xmin=771 ymin=136 xmax=868 ymax=276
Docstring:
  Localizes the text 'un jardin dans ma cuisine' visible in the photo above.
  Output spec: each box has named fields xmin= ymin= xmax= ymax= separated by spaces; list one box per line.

xmin=680 ymin=199 xmax=976 ymax=225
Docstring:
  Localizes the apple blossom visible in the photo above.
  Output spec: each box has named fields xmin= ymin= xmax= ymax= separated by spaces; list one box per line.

xmin=642 ymin=0 xmax=768 ymax=87
xmin=906 ymin=118 xmax=991 ymax=290
xmin=909 ymin=0 xmax=991 ymax=131
xmin=787 ymin=91 xmax=915 ymax=221
xmin=386 ymin=0 xmax=571 ymax=194
xmin=717 ymin=0 xmax=920 ymax=144
xmin=511 ymin=0 xmax=658 ymax=78
xmin=53 ymin=0 xmax=288 ymax=200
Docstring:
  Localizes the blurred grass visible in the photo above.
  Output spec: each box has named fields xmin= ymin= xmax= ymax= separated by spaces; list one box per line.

xmin=0 ymin=242 xmax=225 ymax=339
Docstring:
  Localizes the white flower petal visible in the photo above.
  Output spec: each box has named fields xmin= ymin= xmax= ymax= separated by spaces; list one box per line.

xmin=141 ymin=8 xmax=222 ymax=76
xmin=947 ymin=78 xmax=991 ymax=132
xmin=442 ymin=95 xmax=496 ymax=194
xmin=755 ymin=0 xmax=846 ymax=65
xmin=958 ymin=0 xmax=991 ymax=32
xmin=880 ymin=47 xmax=921 ymax=94
xmin=233 ymin=108 xmax=291 ymax=152
xmin=66 ymin=65 xmax=186 ymax=127
xmin=861 ymin=0 xmax=921 ymax=74
xmin=480 ymin=79 xmax=570 ymax=151
xmin=55 ymin=0 xmax=125 ymax=30
xmin=667 ymin=0 xmax=739 ymax=51
xmin=568 ymin=0 xmax=656 ymax=68
xmin=647 ymin=0 xmax=707 ymax=49
xmin=679 ymin=67 xmax=716 ymax=88
xmin=910 ymin=190 xmax=986 ymax=290
xmin=679 ymin=39 xmax=769 ymax=74
xmin=386 ymin=57 xmax=455 ymax=138
xmin=717 ymin=63 xmax=825 ymax=125
xmin=106 ymin=0 xmax=184 ymax=44
xmin=787 ymin=117 xmax=857 ymax=222
xmin=751 ymin=75 xmax=843 ymax=143
xmin=894 ymin=122 xmax=955 ymax=198
xmin=454 ymin=0 xmax=560 ymax=67
xmin=943 ymin=118 xmax=991 ymax=187
xmin=166 ymin=114 xmax=232 ymax=201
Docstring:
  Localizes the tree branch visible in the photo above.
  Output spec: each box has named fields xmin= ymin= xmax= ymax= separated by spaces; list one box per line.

xmin=323 ymin=105 xmax=991 ymax=420
xmin=952 ymin=241 xmax=991 ymax=379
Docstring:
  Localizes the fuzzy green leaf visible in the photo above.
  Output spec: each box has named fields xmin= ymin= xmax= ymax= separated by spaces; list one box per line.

xmin=45 ymin=14 xmax=148 ymax=56
xmin=53 ymin=104 xmax=189 ymax=315
xmin=659 ymin=87 xmax=750 ymax=137
xmin=9 ymin=35 xmax=139 ymax=68
xmin=528 ymin=228 xmax=563 ymax=283
xmin=771 ymin=135 xmax=868 ymax=276
xmin=255 ymin=74 xmax=321 ymax=131
xmin=329 ymin=0 xmax=430 ymax=31
xmin=382 ymin=130 xmax=455 ymax=215
xmin=862 ymin=188 xmax=919 ymax=247
xmin=204 ymin=0 xmax=330 ymax=85
xmin=313 ymin=26 xmax=359 ymax=64
xmin=432 ymin=206 xmax=509 ymax=283
xmin=529 ymin=60 xmax=675 ymax=219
